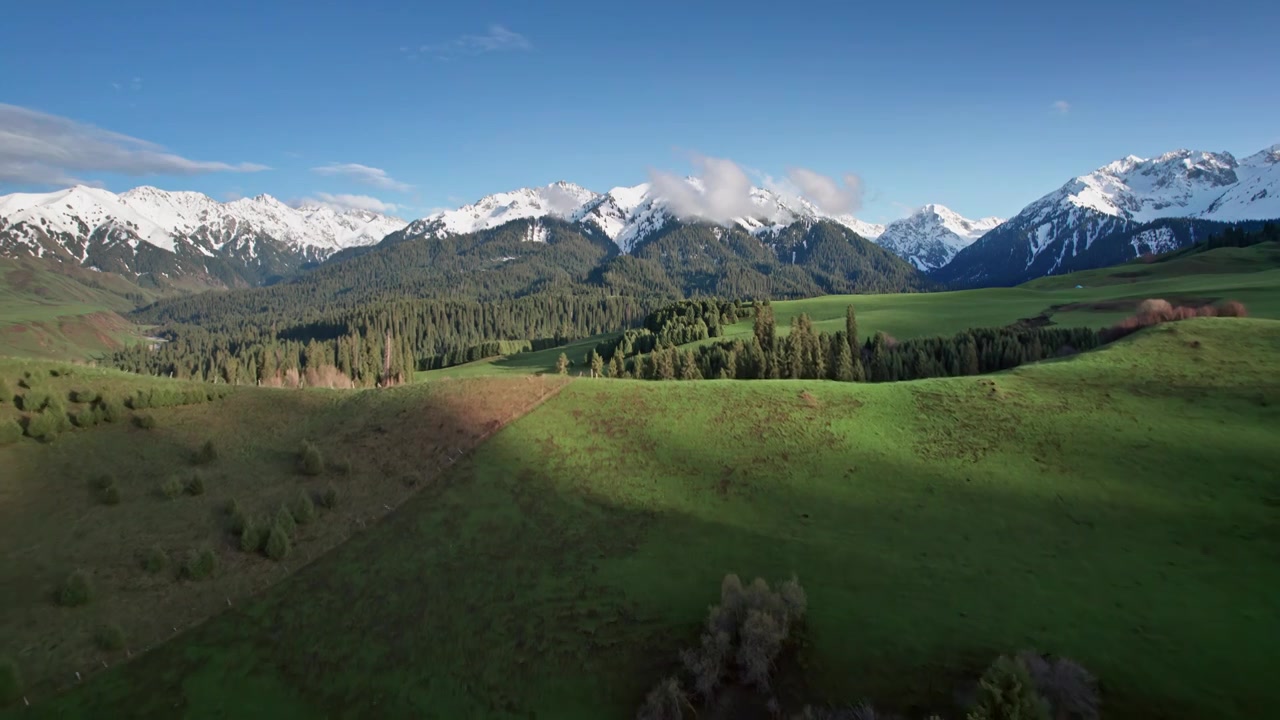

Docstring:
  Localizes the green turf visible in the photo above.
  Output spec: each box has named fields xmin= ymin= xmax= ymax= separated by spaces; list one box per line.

xmin=17 ymin=318 xmax=1280 ymax=719
xmin=415 ymin=333 xmax=611 ymax=380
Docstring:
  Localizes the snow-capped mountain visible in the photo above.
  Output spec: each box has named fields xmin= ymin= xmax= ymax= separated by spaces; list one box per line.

xmin=0 ymin=186 xmax=405 ymax=285
xmin=396 ymin=180 xmax=887 ymax=253
xmin=874 ymin=204 xmax=1003 ymax=271
xmin=935 ymin=145 xmax=1280 ymax=287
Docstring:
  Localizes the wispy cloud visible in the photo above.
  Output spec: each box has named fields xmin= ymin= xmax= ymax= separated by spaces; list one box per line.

xmin=405 ymin=24 xmax=532 ymax=61
xmin=293 ymin=192 xmax=400 ymax=214
xmin=311 ymin=162 xmax=411 ymax=192
xmin=650 ymin=153 xmax=870 ymax=225
xmin=1051 ymin=100 xmax=1071 ymax=115
xmin=0 ymin=103 xmax=268 ymax=187
xmin=110 ymin=77 xmax=143 ymax=93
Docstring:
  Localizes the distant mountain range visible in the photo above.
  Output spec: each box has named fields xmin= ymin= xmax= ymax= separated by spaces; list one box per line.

xmin=935 ymin=145 xmax=1280 ymax=286
xmin=1 ymin=143 xmax=1277 ymax=292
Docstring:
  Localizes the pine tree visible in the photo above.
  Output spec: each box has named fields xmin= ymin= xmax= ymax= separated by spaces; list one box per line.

xmin=834 ymin=340 xmax=854 ymax=381
xmin=589 ymin=350 xmax=604 ymax=378
xmin=845 ymin=305 xmax=859 ymax=352
xmin=609 ymin=353 xmax=625 ymax=379
xmin=555 ymin=353 xmax=569 ymax=375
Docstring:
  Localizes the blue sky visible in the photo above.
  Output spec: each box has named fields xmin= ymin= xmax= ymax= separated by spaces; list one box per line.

xmin=2 ymin=0 xmax=1277 ymax=223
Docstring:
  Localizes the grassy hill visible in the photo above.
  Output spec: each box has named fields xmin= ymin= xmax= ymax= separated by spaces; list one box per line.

xmin=0 ymin=258 xmax=153 ymax=360
xmin=7 ymin=318 xmax=1279 ymax=718
xmin=420 ymin=241 xmax=1280 ymax=379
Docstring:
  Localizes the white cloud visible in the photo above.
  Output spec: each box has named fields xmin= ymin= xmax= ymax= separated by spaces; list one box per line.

xmin=409 ymin=24 xmax=532 ymax=60
xmin=1051 ymin=100 xmax=1071 ymax=114
xmin=294 ymin=192 xmax=399 ymax=214
xmin=650 ymin=154 xmax=764 ymax=224
xmin=311 ymin=162 xmax=412 ymax=192
xmin=779 ymin=168 xmax=865 ymax=215
xmin=0 ymin=103 xmax=268 ymax=187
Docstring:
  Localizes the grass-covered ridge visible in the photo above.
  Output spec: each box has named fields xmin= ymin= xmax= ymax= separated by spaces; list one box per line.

xmin=15 ymin=318 xmax=1280 ymax=718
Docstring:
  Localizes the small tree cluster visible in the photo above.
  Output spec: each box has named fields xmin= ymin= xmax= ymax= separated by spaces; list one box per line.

xmin=1016 ymin=651 xmax=1099 ymax=720
xmin=637 ymin=676 xmax=690 ymax=720
xmin=967 ymin=655 xmax=1050 ymax=720
xmin=25 ymin=400 xmax=70 ymax=442
xmin=298 ymin=441 xmax=324 ymax=476
xmin=1101 ymin=298 xmax=1250 ymax=342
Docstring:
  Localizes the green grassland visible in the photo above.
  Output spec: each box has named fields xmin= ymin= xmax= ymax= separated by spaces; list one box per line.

xmin=10 ymin=317 xmax=1280 ymax=719
xmin=417 ymin=241 xmax=1280 ymax=378
xmin=0 ymin=258 xmax=153 ymax=360
xmin=0 ymin=360 xmax=567 ymax=704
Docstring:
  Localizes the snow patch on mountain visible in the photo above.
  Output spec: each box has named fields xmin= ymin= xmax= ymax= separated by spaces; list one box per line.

xmin=874 ymin=204 xmax=1003 ymax=270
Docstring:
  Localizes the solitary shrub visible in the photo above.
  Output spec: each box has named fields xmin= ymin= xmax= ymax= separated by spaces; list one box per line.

xmin=967 ymin=655 xmax=1050 ymax=720
xmin=0 ymin=378 xmax=11 ymax=403
xmin=265 ymin=525 xmax=291 ymax=561
xmin=70 ymin=389 xmax=99 ymax=404
xmin=297 ymin=441 xmax=324 ymax=476
xmin=186 ymin=471 xmax=206 ymax=496
xmin=1218 ymin=300 xmax=1249 ymax=317
xmin=181 ymin=548 xmax=217 ymax=580
xmin=239 ymin=523 xmax=266 ymax=553
xmin=98 ymin=398 xmax=123 ymax=423
xmin=91 ymin=473 xmax=115 ymax=491
xmin=0 ymin=657 xmax=21 ymax=706
xmin=159 ymin=476 xmax=183 ymax=500
xmin=143 ymin=545 xmax=167 ymax=574
xmin=24 ymin=408 xmax=63 ymax=442
xmin=134 ymin=413 xmax=157 ymax=429
xmin=57 ymin=570 xmax=93 ymax=607
xmin=274 ymin=505 xmax=296 ymax=536
xmin=292 ymin=490 xmax=316 ymax=525
xmin=318 ymin=483 xmax=339 ymax=509
xmin=94 ymin=623 xmax=126 ymax=651
xmin=637 ymin=676 xmax=687 ymax=720
xmin=101 ymin=485 xmax=122 ymax=505
xmin=0 ymin=419 xmax=21 ymax=446
xmin=333 ymin=458 xmax=353 ymax=476
xmin=192 ymin=439 xmax=218 ymax=465
xmin=72 ymin=407 xmax=99 ymax=428
xmin=1016 ymin=651 xmax=1099 ymax=720
xmin=16 ymin=390 xmax=49 ymax=412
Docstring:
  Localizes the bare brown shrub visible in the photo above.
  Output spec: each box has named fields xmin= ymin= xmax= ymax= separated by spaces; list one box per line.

xmin=1101 ymin=298 xmax=1249 ymax=342
xmin=303 ymin=365 xmax=355 ymax=389
xmin=1218 ymin=300 xmax=1249 ymax=317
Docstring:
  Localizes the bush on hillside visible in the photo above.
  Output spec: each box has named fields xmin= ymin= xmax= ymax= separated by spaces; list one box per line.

xmin=318 ymin=483 xmax=339 ymax=509
xmin=194 ymin=439 xmax=218 ymax=465
xmin=143 ymin=545 xmax=167 ymax=574
xmin=1016 ymin=651 xmax=1099 ymax=720
xmin=0 ymin=419 xmax=21 ymax=446
xmin=97 ymin=398 xmax=124 ymax=423
xmin=292 ymin=490 xmax=316 ymax=525
xmin=186 ymin=471 xmax=206 ymax=496
xmin=239 ymin=522 xmax=266 ymax=553
xmin=72 ymin=407 xmax=100 ymax=428
xmin=181 ymin=548 xmax=217 ymax=580
xmin=94 ymin=623 xmax=126 ymax=652
xmin=0 ymin=657 xmax=21 ymax=706
xmin=91 ymin=473 xmax=116 ymax=490
xmin=1218 ymin=300 xmax=1248 ymax=317
xmin=16 ymin=391 xmax=49 ymax=411
xmin=134 ymin=413 xmax=157 ymax=429
xmin=967 ymin=655 xmax=1050 ymax=720
xmin=24 ymin=408 xmax=65 ymax=442
xmin=637 ymin=676 xmax=688 ymax=720
xmin=101 ymin=485 xmax=122 ymax=505
xmin=333 ymin=458 xmax=353 ymax=476
xmin=57 ymin=570 xmax=93 ymax=607
xmin=159 ymin=477 xmax=183 ymax=500
xmin=274 ymin=505 xmax=297 ymax=536
xmin=1102 ymin=298 xmax=1250 ymax=342
xmin=69 ymin=389 xmax=99 ymax=404
xmin=297 ymin=441 xmax=324 ymax=476
xmin=0 ymin=378 xmax=12 ymax=403
xmin=265 ymin=525 xmax=291 ymax=561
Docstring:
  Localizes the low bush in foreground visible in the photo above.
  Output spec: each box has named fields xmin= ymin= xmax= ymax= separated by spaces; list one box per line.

xmin=275 ymin=505 xmax=297 ymax=536
xmin=265 ymin=525 xmax=291 ymax=561
xmin=134 ymin=413 xmax=157 ymax=430
xmin=94 ymin=623 xmax=126 ymax=652
xmin=101 ymin=485 xmax=122 ymax=505
xmin=194 ymin=439 xmax=218 ymax=465
xmin=291 ymin=490 xmax=316 ymax=525
xmin=0 ymin=378 xmax=11 ymax=404
xmin=967 ymin=655 xmax=1049 ymax=720
xmin=318 ymin=483 xmax=339 ymax=509
xmin=186 ymin=471 xmax=206 ymax=496
xmin=240 ymin=523 xmax=267 ymax=553
xmin=57 ymin=570 xmax=93 ymax=607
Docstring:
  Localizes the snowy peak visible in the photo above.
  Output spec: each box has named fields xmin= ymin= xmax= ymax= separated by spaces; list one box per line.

xmin=875 ymin=204 xmax=1004 ymax=271
xmin=408 ymin=182 xmax=600 ymax=239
